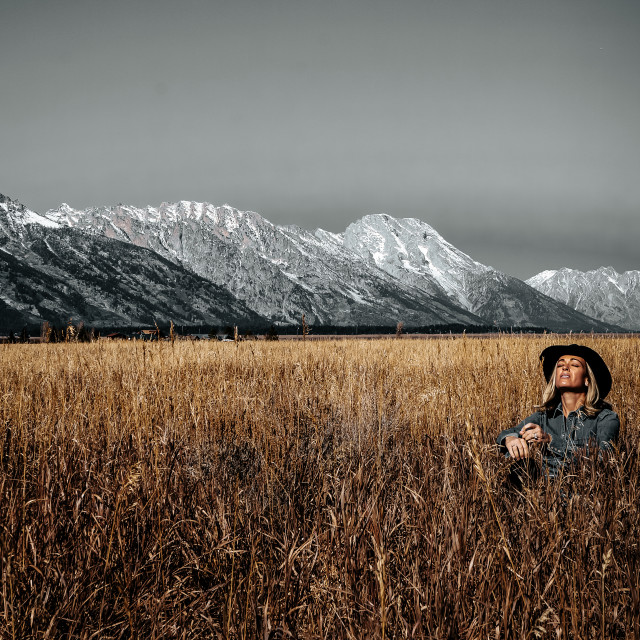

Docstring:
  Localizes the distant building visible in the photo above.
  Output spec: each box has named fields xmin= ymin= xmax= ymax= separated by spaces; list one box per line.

xmin=134 ymin=329 xmax=162 ymax=341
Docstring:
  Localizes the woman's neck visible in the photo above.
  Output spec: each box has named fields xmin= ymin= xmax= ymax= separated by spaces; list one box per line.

xmin=561 ymin=391 xmax=587 ymax=417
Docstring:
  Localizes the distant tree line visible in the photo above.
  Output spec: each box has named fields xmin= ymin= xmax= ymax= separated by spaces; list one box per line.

xmin=1 ymin=320 xmax=552 ymax=343
xmin=254 ymin=323 xmax=551 ymax=336
xmin=1 ymin=321 xmax=95 ymax=343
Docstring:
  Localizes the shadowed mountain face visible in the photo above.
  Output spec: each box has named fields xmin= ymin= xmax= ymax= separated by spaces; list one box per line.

xmin=527 ymin=267 xmax=640 ymax=331
xmin=0 ymin=193 xmax=623 ymax=332
xmin=0 ymin=194 xmax=265 ymax=329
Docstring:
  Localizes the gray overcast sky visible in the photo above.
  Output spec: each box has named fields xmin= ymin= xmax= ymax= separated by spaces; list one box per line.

xmin=1 ymin=0 xmax=639 ymax=279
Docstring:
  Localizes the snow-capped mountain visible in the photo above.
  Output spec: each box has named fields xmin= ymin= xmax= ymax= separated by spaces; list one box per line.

xmin=43 ymin=201 xmax=484 ymax=327
xmin=341 ymin=214 xmax=614 ymax=332
xmin=41 ymin=200 xmax=618 ymax=331
xmin=1 ymin=192 xmax=623 ymax=332
xmin=527 ymin=267 xmax=640 ymax=330
xmin=0 ymin=194 xmax=264 ymax=329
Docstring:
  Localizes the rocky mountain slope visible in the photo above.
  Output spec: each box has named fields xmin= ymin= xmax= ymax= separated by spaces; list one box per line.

xmin=340 ymin=214 xmax=616 ymax=332
xmin=43 ymin=201 xmax=484 ymax=326
xmin=0 ymin=194 xmax=265 ymax=329
xmin=527 ymin=267 xmax=640 ymax=331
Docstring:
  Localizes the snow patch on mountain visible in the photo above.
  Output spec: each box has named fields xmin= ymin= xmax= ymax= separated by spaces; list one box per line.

xmin=0 ymin=194 xmax=60 ymax=241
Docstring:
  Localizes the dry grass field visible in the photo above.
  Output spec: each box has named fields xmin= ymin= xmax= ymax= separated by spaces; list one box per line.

xmin=1 ymin=335 xmax=639 ymax=639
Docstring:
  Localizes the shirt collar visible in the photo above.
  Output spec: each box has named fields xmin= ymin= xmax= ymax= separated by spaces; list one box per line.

xmin=552 ymin=402 xmax=586 ymax=417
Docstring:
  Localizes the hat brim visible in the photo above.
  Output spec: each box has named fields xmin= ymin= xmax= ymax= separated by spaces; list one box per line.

xmin=539 ymin=344 xmax=612 ymax=399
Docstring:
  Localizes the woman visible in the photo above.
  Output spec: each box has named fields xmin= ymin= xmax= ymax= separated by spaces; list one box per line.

xmin=497 ymin=344 xmax=619 ymax=477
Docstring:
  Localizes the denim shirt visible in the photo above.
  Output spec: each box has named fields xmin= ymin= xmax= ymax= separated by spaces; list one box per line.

xmin=497 ymin=404 xmax=620 ymax=476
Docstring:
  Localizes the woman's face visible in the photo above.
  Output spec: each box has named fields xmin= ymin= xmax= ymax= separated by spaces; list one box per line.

xmin=554 ymin=354 xmax=589 ymax=391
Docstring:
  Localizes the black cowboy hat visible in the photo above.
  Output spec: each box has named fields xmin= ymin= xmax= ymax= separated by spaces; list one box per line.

xmin=539 ymin=344 xmax=612 ymax=399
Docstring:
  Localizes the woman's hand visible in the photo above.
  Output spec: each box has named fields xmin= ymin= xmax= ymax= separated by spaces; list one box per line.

xmin=519 ymin=422 xmax=551 ymax=446
xmin=504 ymin=435 xmax=530 ymax=460
xmin=504 ymin=423 xmax=550 ymax=460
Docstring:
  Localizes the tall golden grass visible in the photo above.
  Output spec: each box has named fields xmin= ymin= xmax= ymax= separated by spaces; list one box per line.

xmin=1 ymin=335 xmax=639 ymax=638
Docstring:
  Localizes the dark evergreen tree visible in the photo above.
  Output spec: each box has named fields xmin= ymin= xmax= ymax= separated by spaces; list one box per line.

xmin=264 ymin=325 xmax=279 ymax=341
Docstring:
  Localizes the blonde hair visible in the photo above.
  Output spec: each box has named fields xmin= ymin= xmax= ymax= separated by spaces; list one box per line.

xmin=538 ymin=361 xmax=602 ymax=417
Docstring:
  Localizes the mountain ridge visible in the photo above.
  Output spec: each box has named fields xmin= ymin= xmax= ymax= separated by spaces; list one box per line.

xmin=40 ymin=199 xmax=487 ymax=327
xmin=0 ymin=194 xmax=266 ymax=329
xmin=527 ymin=267 xmax=640 ymax=330
xmin=0 ymin=192 xmax=624 ymax=332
